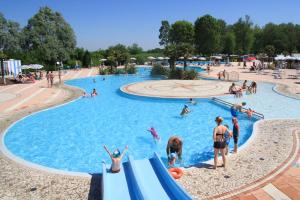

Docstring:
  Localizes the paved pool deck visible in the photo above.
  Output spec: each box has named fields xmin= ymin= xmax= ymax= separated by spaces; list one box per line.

xmin=121 ymin=79 xmax=232 ymax=98
xmin=0 ymin=65 xmax=300 ymax=199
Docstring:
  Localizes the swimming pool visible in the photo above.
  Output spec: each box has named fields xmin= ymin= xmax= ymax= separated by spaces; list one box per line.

xmin=3 ymin=67 xmax=256 ymax=173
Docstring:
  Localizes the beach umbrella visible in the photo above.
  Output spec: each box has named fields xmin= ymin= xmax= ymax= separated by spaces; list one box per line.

xmin=130 ymin=57 xmax=136 ymax=60
xmin=100 ymin=58 xmax=107 ymax=61
xmin=21 ymin=65 xmax=30 ymax=69
xmin=147 ymin=56 xmax=155 ymax=60
xmin=164 ymin=57 xmax=170 ymax=60
xmin=178 ymin=57 xmax=184 ymax=59
xmin=275 ymin=55 xmax=285 ymax=61
xmin=157 ymin=57 xmax=164 ymax=60
xmin=246 ymin=57 xmax=256 ymax=61
xmin=198 ymin=57 xmax=206 ymax=61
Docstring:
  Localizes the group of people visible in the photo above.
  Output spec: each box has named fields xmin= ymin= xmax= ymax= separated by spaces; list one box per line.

xmin=229 ymin=80 xmax=257 ymax=98
xmin=213 ymin=116 xmax=240 ymax=169
xmin=46 ymin=71 xmax=55 ymax=88
xmin=15 ymin=71 xmax=44 ymax=84
xmin=82 ymin=88 xmax=98 ymax=98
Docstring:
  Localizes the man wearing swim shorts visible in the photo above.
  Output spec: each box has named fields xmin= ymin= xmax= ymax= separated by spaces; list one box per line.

xmin=232 ymin=117 xmax=240 ymax=153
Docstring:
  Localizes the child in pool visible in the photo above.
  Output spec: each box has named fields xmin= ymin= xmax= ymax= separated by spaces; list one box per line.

xmin=168 ymin=153 xmax=178 ymax=167
xmin=180 ymin=105 xmax=191 ymax=116
xmin=103 ymin=145 xmax=128 ymax=173
xmin=147 ymin=127 xmax=160 ymax=142
xmin=224 ymin=124 xmax=233 ymax=155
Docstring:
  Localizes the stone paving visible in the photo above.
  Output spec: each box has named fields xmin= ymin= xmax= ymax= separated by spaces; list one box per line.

xmin=178 ymin=120 xmax=300 ymax=199
xmin=121 ymin=79 xmax=232 ymax=98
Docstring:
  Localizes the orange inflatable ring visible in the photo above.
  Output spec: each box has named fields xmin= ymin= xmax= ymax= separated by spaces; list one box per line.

xmin=168 ymin=168 xmax=183 ymax=179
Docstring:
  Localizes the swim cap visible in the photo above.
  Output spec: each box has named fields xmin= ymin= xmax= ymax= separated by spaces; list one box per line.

xmin=242 ymin=102 xmax=246 ymax=106
xmin=184 ymin=105 xmax=188 ymax=108
xmin=112 ymin=149 xmax=121 ymax=158
xmin=170 ymin=153 xmax=177 ymax=159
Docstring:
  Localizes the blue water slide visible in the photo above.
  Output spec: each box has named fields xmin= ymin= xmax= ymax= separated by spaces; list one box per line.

xmin=150 ymin=153 xmax=193 ymax=200
xmin=102 ymin=153 xmax=193 ymax=200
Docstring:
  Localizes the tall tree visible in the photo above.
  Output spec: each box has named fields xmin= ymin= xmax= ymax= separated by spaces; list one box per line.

xmin=159 ymin=20 xmax=170 ymax=46
xmin=233 ymin=15 xmax=254 ymax=54
xmin=22 ymin=7 xmax=76 ymax=66
xmin=223 ymin=31 xmax=236 ymax=55
xmin=252 ymin=26 xmax=263 ymax=54
xmin=0 ymin=13 xmax=22 ymax=57
xmin=169 ymin=20 xmax=194 ymax=45
xmin=166 ymin=20 xmax=194 ymax=70
xmin=82 ymin=50 xmax=91 ymax=67
xmin=127 ymin=43 xmax=143 ymax=55
xmin=194 ymin=15 xmax=221 ymax=55
xmin=106 ymin=44 xmax=129 ymax=67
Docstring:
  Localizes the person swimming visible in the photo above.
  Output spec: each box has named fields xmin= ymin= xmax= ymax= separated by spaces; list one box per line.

xmin=147 ymin=127 xmax=160 ymax=141
xmin=91 ymin=88 xmax=98 ymax=96
xmin=180 ymin=105 xmax=190 ymax=116
xmin=188 ymin=98 xmax=197 ymax=105
xmin=82 ymin=92 xmax=89 ymax=98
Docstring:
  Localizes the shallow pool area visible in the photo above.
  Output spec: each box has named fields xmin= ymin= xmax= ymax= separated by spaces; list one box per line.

xmin=220 ymin=82 xmax=300 ymax=119
xmin=3 ymin=68 xmax=256 ymax=173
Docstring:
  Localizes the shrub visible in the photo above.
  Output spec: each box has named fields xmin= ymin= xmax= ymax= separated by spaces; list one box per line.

xmin=183 ymin=70 xmax=198 ymax=80
xmin=126 ymin=65 xmax=136 ymax=74
xmin=115 ymin=69 xmax=126 ymax=74
xmin=169 ymin=68 xmax=184 ymax=79
xmin=151 ymin=64 xmax=168 ymax=76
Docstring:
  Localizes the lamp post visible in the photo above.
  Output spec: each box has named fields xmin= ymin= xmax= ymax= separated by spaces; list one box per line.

xmin=56 ymin=61 xmax=62 ymax=84
xmin=0 ymin=51 xmax=6 ymax=85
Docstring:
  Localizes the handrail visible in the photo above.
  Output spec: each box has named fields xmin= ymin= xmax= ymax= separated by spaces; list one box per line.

xmin=211 ymin=97 xmax=264 ymax=119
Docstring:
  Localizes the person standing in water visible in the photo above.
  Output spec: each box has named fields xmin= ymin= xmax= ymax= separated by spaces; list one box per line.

xmin=232 ymin=117 xmax=240 ymax=153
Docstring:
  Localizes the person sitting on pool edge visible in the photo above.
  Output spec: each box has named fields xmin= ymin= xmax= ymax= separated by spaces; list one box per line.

xmin=91 ymin=88 xmax=98 ymax=96
xmin=103 ymin=145 xmax=128 ymax=173
xmin=166 ymin=136 xmax=183 ymax=161
xmin=180 ymin=105 xmax=190 ymax=116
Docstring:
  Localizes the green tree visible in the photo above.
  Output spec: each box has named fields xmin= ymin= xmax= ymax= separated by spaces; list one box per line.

xmin=252 ymin=26 xmax=263 ymax=54
xmin=194 ymin=15 xmax=221 ymax=55
xmin=169 ymin=20 xmax=194 ymax=45
xmin=264 ymin=45 xmax=276 ymax=60
xmin=177 ymin=43 xmax=195 ymax=70
xmin=82 ymin=50 xmax=91 ymax=67
xmin=0 ymin=13 xmax=22 ymax=57
xmin=233 ymin=15 xmax=254 ymax=54
xmin=22 ymin=7 xmax=76 ymax=67
xmin=159 ymin=20 xmax=170 ymax=46
xmin=106 ymin=44 xmax=129 ymax=67
xmin=164 ymin=44 xmax=179 ymax=70
xmin=223 ymin=31 xmax=236 ymax=55
xmin=128 ymin=43 xmax=143 ymax=55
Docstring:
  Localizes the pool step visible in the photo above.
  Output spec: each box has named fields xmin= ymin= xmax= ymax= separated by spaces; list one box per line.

xmin=101 ymin=153 xmax=193 ymax=200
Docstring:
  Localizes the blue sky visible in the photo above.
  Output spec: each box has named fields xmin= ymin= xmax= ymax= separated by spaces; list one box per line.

xmin=1 ymin=0 xmax=300 ymax=51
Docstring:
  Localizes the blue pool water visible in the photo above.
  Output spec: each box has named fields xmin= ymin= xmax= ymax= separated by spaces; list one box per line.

xmin=4 ymin=68 xmax=256 ymax=173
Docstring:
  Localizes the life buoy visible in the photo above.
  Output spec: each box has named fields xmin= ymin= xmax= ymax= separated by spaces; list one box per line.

xmin=168 ymin=168 xmax=183 ymax=179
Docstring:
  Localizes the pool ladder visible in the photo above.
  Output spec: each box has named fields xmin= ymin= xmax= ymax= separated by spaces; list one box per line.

xmin=211 ymin=97 xmax=265 ymax=119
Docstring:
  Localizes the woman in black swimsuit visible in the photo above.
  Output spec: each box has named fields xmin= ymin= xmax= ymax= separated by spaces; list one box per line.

xmin=213 ymin=116 xmax=228 ymax=169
